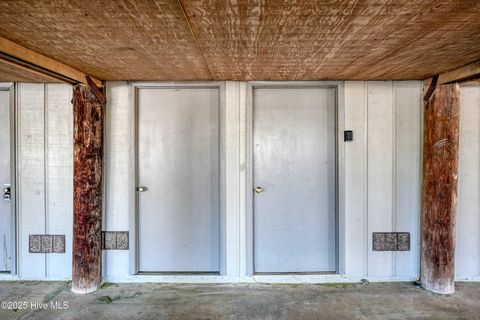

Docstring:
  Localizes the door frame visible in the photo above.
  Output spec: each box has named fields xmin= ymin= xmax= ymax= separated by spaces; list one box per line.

xmin=246 ymin=81 xmax=345 ymax=276
xmin=128 ymin=81 xmax=226 ymax=275
xmin=0 ymin=82 xmax=16 ymax=275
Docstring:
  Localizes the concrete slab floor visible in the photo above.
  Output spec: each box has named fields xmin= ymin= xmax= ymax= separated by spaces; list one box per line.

xmin=0 ymin=282 xmax=479 ymax=320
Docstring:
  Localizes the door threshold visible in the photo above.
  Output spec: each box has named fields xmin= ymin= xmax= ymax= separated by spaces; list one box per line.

xmin=136 ymin=271 xmax=221 ymax=276
xmin=253 ymin=271 xmax=337 ymax=276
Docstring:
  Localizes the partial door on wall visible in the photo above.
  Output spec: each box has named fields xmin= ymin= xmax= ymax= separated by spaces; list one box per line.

xmin=0 ymin=85 xmax=14 ymax=273
xmin=252 ymin=86 xmax=337 ymax=273
xmin=136 ymin=86 xmax=221 ymax=273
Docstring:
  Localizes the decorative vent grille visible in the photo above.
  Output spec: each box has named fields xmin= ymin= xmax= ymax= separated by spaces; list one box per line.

xmin=372 ymin=232 xmax=410 ymax=251
xmin=29 ymin=235 xmax=65 ymax=253
xmin=102 ymin=231 xmax=129 ymax=250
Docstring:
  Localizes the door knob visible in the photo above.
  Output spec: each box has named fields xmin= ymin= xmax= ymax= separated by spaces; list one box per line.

xmin=136 ymin=186 xmax=147 ymax=192
xmin=3 ymin=185 xmax=11 ymax=202
xmin=255 ymin=186 xmax=264 ymax=193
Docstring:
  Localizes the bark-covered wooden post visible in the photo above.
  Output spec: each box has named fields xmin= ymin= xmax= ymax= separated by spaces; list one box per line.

xmin=72 ymin=79 xmax=105 ymax=294
xmin=421 ymin=83 xmax=460 ymax=294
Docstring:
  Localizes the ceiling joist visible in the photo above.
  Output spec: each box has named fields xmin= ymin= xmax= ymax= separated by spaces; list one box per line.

xmin=425 ymin=60 xmax=480 ymax=85
xmin=0 ymin=57 xmax=63 ymax=83
xmin=0 ymin=36 xmax=102 ymax=86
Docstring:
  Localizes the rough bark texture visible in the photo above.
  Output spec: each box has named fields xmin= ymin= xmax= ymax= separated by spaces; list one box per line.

xmin=72 ymin=84 xmax=104 ymax=294
xmin=421 ymin=83 xmax=460 ymax=294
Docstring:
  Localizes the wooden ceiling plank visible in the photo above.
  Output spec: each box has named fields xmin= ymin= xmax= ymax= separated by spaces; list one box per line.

xmin=177 ymin=0 xmax=213 ymax=79
xmin=0 ymin=36 xmax=101 ymax=85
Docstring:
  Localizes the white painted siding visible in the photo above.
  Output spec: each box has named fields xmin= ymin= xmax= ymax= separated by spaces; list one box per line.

xmin=45 ymin=84 xmax=73 ymax=279
xmin=343 ymin=81 xmax=367 ymax=278
xmin=367 ymin=82 xmax=396 ymax=278
xmin=16 ymin=83 xmax=73 ymax=280
xmin=102 ymin=81 xmax=423 ymax=282
xmin=103 ymin=82 xmax=132 ymax=278
xmin=10 ymin=80 xmax=480 ymax=283
xmin=456 ymin=83 xmax=480 ymax=281
xmin=344 ymin=81 xmax=423 ymax=280
xmin=12 ymin=80 xmax=480 ymax=283
xmin=224 ymin=81 xmax=247 ymax=279
xmin=17 ymin=83 xmax=46 ymax=279
xmin=393 ymin=82 xmax=422 ymax=279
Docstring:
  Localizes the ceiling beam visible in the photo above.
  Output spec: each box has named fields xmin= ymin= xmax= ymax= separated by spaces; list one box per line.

xmin=0 ymin=36 xmax=102 ymax=86
xmin=0 ymin=57 xmax=63 ymax=83
xmin=425 ymin=60 xmax=480 ymax=85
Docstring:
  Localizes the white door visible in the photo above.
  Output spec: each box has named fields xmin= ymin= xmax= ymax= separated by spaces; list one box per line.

xmin=253 ymin=87 xmax=336 ymax=273
xmin=0 ymin=88 xmax=13 ymax=272
xmin=137 ymin=87 xmax=220 ymax=273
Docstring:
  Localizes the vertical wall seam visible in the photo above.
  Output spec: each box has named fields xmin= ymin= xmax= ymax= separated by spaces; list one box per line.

xmin=102 ymin=83 xmax=109 ymax=278
xmin=236 ymin=82 xmax=241 ymax=278
xmin=476 ymin=86 xmax=480 ymax=277
xmin=392 ymin=82 xmax=397 ymax=278
xmin=12 ymin=84 xmax=18 ymax=276
xmin=15 ymin=84 xmax=21 ymax=277
xmin=43 ymin=84 xmax=48 ymax=278
xmin=44 ymin=84 xmax=48 ymax=234
xmin=238 ymin=82 xmax=243 ymax=277
xmin=131 ymin=83 xmax=139 ymax=275
xmin=241 ymin=82 xmax=248 ymax=277
xmin=364 ymin=81 xmax=369 ymax=277
xmin=418 ymin=81 xmax=425 ymax=279
xmin=219 ymin=85 xmax=223 ymax=274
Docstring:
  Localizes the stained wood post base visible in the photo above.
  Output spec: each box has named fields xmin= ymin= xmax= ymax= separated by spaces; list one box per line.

xmin=420 ymin=83 xmax=460 ymax=295
xmin=71 ymin=83 xmax=104 ymax=294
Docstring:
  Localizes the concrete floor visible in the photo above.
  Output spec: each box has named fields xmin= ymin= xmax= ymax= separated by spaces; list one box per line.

xmin=0 ymin=282 xmax=479 ymax=319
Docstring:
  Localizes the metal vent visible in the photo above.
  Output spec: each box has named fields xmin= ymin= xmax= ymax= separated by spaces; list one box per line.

xmin=29 ymin=235 xmax=65 ymax=253
xmin=102 ymin=231 xmax=129 ymax=250
xmin=373 ymin=232 xmax=410 ymax=251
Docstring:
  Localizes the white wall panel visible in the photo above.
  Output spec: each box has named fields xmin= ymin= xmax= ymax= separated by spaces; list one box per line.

xmin=17 ymin=83 xmax=73 ymax=280
xmin=393 ymin=82 xmax=422 ymax=279
xmin=367 ymin=81 xmax=395 ymax=278
xmin=104 ymin=82 xmax=131 ymax=278
xmin=344 ymin=81 xmax=367 ymax=278
xmin=224 ymin=81 xmax=247 ymax=279
xmin=17 ymin=83 xmax=46 ymax=279
xmin=456 ymin=83 xmax=480 ymax=280
xmin=45 ymin=84 xmax=73 ymax=279
xmin=344 ymin=81 xmax=422 ymax=280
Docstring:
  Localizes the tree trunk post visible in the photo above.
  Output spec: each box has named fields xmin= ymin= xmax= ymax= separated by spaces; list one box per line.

xmin=72 ymin=83 xmax=104 ymax=294
xmin=421 ymin=83 xmax=460 ymax=294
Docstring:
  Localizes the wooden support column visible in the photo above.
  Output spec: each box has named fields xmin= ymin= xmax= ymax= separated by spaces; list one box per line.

xmin=421 ymin=83 xmax=460 ymax=294
xmin=72 ymin=80 xmax=105 ymax=294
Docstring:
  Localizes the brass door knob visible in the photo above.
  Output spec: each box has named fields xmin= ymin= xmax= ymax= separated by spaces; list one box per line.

xmin=255 ymin=186 xmax=264 ymax=193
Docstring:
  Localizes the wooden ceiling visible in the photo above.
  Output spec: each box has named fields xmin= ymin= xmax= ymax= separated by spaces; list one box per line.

xmin=0 ymin=0 xmax=479 ymax=81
